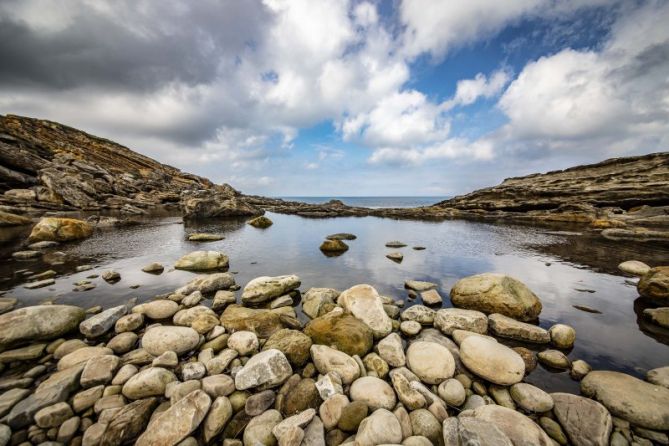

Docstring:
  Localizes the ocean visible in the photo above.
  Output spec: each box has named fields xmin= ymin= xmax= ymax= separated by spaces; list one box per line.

xmin=277 ymin=196 xmax=448 ymax=208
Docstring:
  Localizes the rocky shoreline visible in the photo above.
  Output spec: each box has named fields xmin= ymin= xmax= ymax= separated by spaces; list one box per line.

xmin=0 ymin=217 xmax=668 ymax=445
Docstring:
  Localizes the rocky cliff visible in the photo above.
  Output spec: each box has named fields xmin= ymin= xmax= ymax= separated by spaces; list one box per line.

xmin=0 ymin=114 xmax=262 ymax=220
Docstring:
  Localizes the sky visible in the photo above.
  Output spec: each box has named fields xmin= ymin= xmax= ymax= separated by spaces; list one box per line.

xmin=1 ymin=0 xmax=668 ymax=197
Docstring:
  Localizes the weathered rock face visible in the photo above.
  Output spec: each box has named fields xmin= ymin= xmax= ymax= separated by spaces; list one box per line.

xmin=0 ymin=305 xmax=85 ymax=349
xmin=450 ymin=273 xmax=543 ymax=321
xmin=181 ymin=188 xmax=263 ymax=220
xmin=637 ymin=266 xmax=669 ymax=304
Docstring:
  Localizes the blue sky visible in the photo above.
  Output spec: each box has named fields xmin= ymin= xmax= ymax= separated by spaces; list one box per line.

xmin=1 ymin=0 xmax=667 ymax=196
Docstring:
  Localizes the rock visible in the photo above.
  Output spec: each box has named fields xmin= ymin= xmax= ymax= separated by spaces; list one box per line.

xmin=549 ymin=324 xmax=576 ymax=349
xmin=401 ymin=305 xmax=436 ymax=325
xmin=57 ymin=346 xmax=113 ymax=370
xmin=245 ymin=390 xmax=275 ymax=416
xmin=437 ymin=379 xmax=466 ymax=407
xmin=102 ymin=270 xmax=121 ymax=283
xmin=81 ymin=355 xmax=120 ymax=387
xmin=182 ymin=291 xmax=203 ymax=307
xmin=386 ymin=252 xmax=403 ymax=262
xmin=643 ymin=307 xmax=669 ymax=328
xmin=12 ymin=250 xmax=40 ymax=260
xmin=99 ymin=397 xmax=158 ymax=446
xmin=35 ymin=402 xmax=73 ymax=428
xmin=114 ymin=313 xmax=143 ymax=333
xmin=235 ymin=349 xmax=292 ymax=390
xmin=421 ymin=289 xmax=443 ymax=305
xmin=350 ymin=376 xmax=396 ymax=410
xmin=434 ymin=308 xmax=488 ymax=335
xmin=202 ymin=375 xmax=235 ymax=398
xmin=618 ymin=260 xmax=651 ymax=276
xmin=122 ymin=367 xmax=177 ymax=400
xmin=182 ymin=362 xmax=206 ymax=380
xmin=647 ymin=366 xmax=669 ymax=389
xmin=570 ymin=359 xmax=591 ymax=380
xmin=0 ymin=343 xmax=46 ymax=362
xmin=390 ymin=369 xmax=426 ymax=410
xmin=537 ymin=350 xmax=570 ymax=369
xmin=443 ymin=417 xmax=513 ymax=446
xmin=355 ymin=408 xmax=403 ymax=446
xmin=228 ymin=331 xmax=259 ymax=356
xmin=133 ymin=300 xmax=179 ymax=319
xmin=581 ymin=370 xmax=669 ymax=430
xmin=488 ymin=313 xmax=550 ymax=343
xmin=243 ymin=409 xmax=283 ymax=446
xmin=472 ymin=405 xmax=553 ymax=446
xmin=280 ymin=378 xmax=321 ymax=415
xmin=213 ymin=290 xmax=236 ymax=311
xmin=310 ymin=345 xmax=360 ymax=385
xmin=409 ymin=409 xmax=441 ymax=445
xmin=406 ymin=341 xmax=455 ymax=384
xmin=263 ymin=329 xmax=312 ymax=367
xmin=79 ymin=305 xmax=127 ymax=338
xmin=377 ymin=332 xmax=405 ymax=367
xmin=337 ymin=284 xmax=392 ymax=338
xmin=248 ymin=215 xmax=273 ymax=228
xmin=460 ymin=336 xmax=525 ymax=385
xmin=304 ymin=309 xmax=373 ymax=357
xmin=181 ymin=188 xmax=263 ymax=219
xmin=175 ymin=273 xmax=236 ymax=295
xmin=141 ymin=326 xmax=200 ymax=356
xmin=401 ymin=320 xmax=422 ymax=336
xmin=220 ymin=305 xmax=283 ymax=338
xmin=302 ymin=288 xmax=339 ymax=319
xmin=638 ymin=266 xmax=669 ymax=304
xmin=0 ymin=305 xmax=85 ymax=349
xmin=28 ymin=217 xmax=93 ymax=243
xmin=23 ymin=278 xmax=55 ymax=289
xmin=0 ymin=210 xmax=32 ymax=226
xmin=202 ymin=396 xmax=233 ymax=443
xmin=450 ymin=273 xmax=542 ymax=321
xmin=551 ymin=392 xmax=612 ymax=446
xmin=386 ymin=241 xmax=407 ymax=248
xmin=320 ymin=239 xmax=349 ymax=253
xmin=188 ymin=233 xmax=224 ymax=241
xmin=142 ymin=262 xmax=164 ymax=273
xmin=405 ymin=280 xmax=437 ymax=291
xmin=512 ymin=347 xmax=537 ymax=372
xmin=136 ymin=390 xmax=211 ymax=446
xmin=174 ymin=251 xmax=229 ymax=271
xmin=510 ymin=383 xmax=553 ymax=412
xmin=326 ymin=233 xmax=357 ymax=240
xmin=241 ymin=275 xmax=301 ymax=304
xmin=319 ymin=393 xmax=348 ymax=430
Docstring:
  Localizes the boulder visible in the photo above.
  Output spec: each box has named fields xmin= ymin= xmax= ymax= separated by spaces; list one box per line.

xmin=459 ymin=336 xmax=525 ymax=385
xmin=174 ymin=251 xmax=229 ymax=271
xmin=220 ymin=305 xmax=283 ymax=338
xmin=618 ymin=260 xmax=651 ymax=276
xmin=0 ymin=305 xmax=85 ymax=349
xmin=549 ymin=323 xmax=576 ymax=349
xmin=638 ymin=266 xmax=669 ymax=304
xmin=141 ymin=326 xmax=200 ymax=356
xmin=28 ymin=217 xmax=93 ymax=242
xmin=320 ymin=239 xmax=349 ymax=253
xmin=248 ymin=215 xmax=273 ymax=228
xmin=304 ymin=310 xmax=373 ymax=357
xmin=450 ymin=273 xmax=542 ymax=321
xmin=234 ymin=349 xmax=292 ymax=390
xmin=581 ymin=370 xmax=669 ymax=430
xmin=551 ymin=392 xmax=612 ymax=446
xmin=337 ymin=284 xmax=392 ymax=338
xmin=181 ymin=189 xmax=263 ymax=219
xmin=241 ymin=275 xmax=301 ymax=304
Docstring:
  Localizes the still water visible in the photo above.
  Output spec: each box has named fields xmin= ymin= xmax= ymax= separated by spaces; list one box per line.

xmin=1 ymin=212 xmax=668 ymax=393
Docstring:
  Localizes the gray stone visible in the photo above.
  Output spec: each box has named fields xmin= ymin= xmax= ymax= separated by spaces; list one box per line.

xmin=242 ymin=275 xmax=301 ymax=304
xmin=0 ymin=305 xmax=85 ymax=349
xmin=442 ymin=417 xmax=513 ymax=446
xmin=435 ymin=308 xmax=488 ymax=335
xmin=472 ymin=405 xmax=553 ymax=446
xmin=234 ymin=349 xmax=292 ymax=390
xmin=488 ymin=313 xmax=550 ymax=343
xmin=141 ymin=326 xmax=200 ymax=356
xmin=551 ymin=392 xmax=612 ymax=446
xmin=122 ymin=367 xmax=177 ymax=400
xmin=406 ymin=341 xmax=455 ymax=384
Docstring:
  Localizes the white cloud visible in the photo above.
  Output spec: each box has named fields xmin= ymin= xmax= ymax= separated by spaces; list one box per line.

xmin=443 ymin=69 xmax=511 ymax=110
xmin=368 ymin=138 xmax=494 ymax=166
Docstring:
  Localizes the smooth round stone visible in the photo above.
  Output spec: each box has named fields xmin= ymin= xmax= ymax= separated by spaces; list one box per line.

xmin=537 ymin=350 xmax=570 ymax=369
xmin=355 ymin=408 xmax=402 ymax=446
xmin=122 ymin=367 xmax=177 ymax=399
xmin=349 ymin=377 xmax=396 ymax=411
xmin=400 ymin=305 xmax=436 ymax=325
xmin=460 ymin=336 xmax=525 ymax=385
xmin=133 ymin=300 xmax=179 ymax=320
xmin=409 ymin=409 xmax=441 ymax=445
xmin=57 ymin=346 xmax=113 ymax=370
xmin=174 ymin=250 xmax=229 ymax=271
xmin=227 ymin=331 xmax=259 ymax=356
xmin=472 ymin=405 xmax=553 ymax=445
xmin=338 ymin=401 xmax=368 ymax=432
xmin=115 ymin=313 xmax=144 ymax=333
xmin=549 ymin=324 xmax=576 ymax=349
xmin=405 ymin=341 xmax=455 ymax=384
xmin=107 ymin=332 xmax=138 ymax=354
xmin=510 ymin=383 xmax=554 ymax=413
xmin=437 ymin=378 xmax=466 ymax=406
xmin=570 ymin=359 xmax=591 ymax=380
xmin=141 ymin=326 xmax=200 ymax=356
xmin=310 ymin=345 xmax=360 ymax=385
xmin=243 ymin=409 xmax=283 ymax=446
xmin=647 ymin=366 xmax=669 ymax=389
xmin=618 ymin=260 xmax=650 ymax=276
xmin=400 ymin=321 xmax=421 ymax=336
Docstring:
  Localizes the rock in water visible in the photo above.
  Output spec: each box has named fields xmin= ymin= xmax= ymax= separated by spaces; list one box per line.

xmin=637 ymin=266 xmax=669 ymax=304
xmin=643 ymin=307 xmax=669 ymax=328
xmin=472 ymin=405 xmax=553 ymax=446
xmin=618 ymin=260 xmax=651 ymax=276
xmin=248 ymin=215 xmax=273 ymax=228
xmin=459 ymin=336 xmax=525 ymax=385
xmin=135 ymin=390 xmax=211 ymax=446
xmin=581 ymin=370 xmax=669 ymax=430
xmin=241 ymin=275 xmax=301 ymax=304
xmin=550 ymin=392 xmax=612 ymax=446
xmin=326 ymin=233 xmax=356 ymax=240
xmin=234 ymin=349 xmax=292 ymax=390
xmin=174 ymin=251 xmax=229 ymax=271
xmin=450 ymin=273 xmax=542 ymax=321
xmin=319 ymin=239 xmax=349 ymax=253
xmin=28 ymin=217 xmax=93 ymax=242
xmin=187 ymin=233 xmax=224 ymax=241
xmin=337 ymin=284 xmax=392 ymax=338
xmin=0 ymin=305 xmax=85 ymax=349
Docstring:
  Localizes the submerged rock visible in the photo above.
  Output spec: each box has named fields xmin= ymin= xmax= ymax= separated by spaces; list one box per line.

xmin=0 ymin=305 xmax=85 ymax=349
xmin=450 ymin=273 xmax=542 ymax=321
xmin=386 ymin=252 xmax=403 ymax=263
xmin=28 ymin=217 xmax=93 ymax=243
xmin=187 ymin=233 xmax=224 ymax=241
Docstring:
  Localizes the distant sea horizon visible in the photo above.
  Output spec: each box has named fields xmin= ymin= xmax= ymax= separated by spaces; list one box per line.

xmin=276 ymin=196 xmax=449 ymax=208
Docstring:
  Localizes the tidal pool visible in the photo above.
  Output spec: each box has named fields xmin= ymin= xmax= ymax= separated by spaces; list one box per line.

xmin=1 ymin=212 xmax=668 ymax=393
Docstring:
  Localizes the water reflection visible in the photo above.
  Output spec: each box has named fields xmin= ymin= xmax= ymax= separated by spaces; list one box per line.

xmin=1 ymin=212 xmax=668 ymax=392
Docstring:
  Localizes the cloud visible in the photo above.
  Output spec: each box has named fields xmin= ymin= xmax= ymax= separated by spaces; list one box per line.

xmin=368 ymin=138 xmax=494 ymax=166
xmin=443 ymin=69 xmax=511 ymax=110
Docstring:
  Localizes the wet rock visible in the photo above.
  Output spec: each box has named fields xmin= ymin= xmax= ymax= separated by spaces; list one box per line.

xmin=638 ymin=266 xmax=669 ymax=304
xmin=537 ymin=350 xmax=570 ymax=369
xmin=24 ymin=278 xmax=56 ymax=289
xmin=234 ymin=349 xmax=292 ymax=390
xmin=174 ymin=251 xmax=229 ymax=271
xmin=304 ymin=309 xmax=373 ymax=357
xmin=220 ymin=305 xmax=283 ymax=338
xmin=472 ymin=405 xmax=553 ymax=446
xmin=187 ymin=233 xmax=224 ymax=241
xmin=141 ymin=262 xmax=164 ymax=273
xmin=581 ymin=370 xmax=669 ymax=430
xmin=647 ymin=366 xmax=669 ymax=389
xmin=488 ymin=313 xmax=550 ymax=343
xmin=355 ymin=408 xmax=403 ymax=446
xmin=320 ymin=239 xmax=349 ymax=253
xmin=570 ymin=359 xmax=591 ymax=380
xmin=228 ymin=331 xmax=259 ymax=356
xmin=618 ymin=260 xmax=651 ymax=276
xmin=460 ymin=336 xmax=525 ymax=385
xmin=510 ymin=383 xmax=553 ymax=413
xmin=136 ymin=390 xmax=211 ymax=446
xmin=406 ymin=341 xmax=455 ymax=384
xmin=203 ymin=396 xmax=233 ymax=443
xmin=551 ymin=392 xmax=612 ymax=446
xmin=263 ymin=329 xmax=312 ymax=367
xmin=243 ymin=409 xmax=282 ymax=446
xmin=435 ymin=308 xmax=488 ymax=335
xmin=102 ymin=270 xmax=121 ymax=283
xmin=175 ymin=272 xmax=236 ymax=295
xmin=350 ymin=376 xmax=396 ymax=410
xmin=132 ymin=299 xmax=179 ymax=320
xmin=405 ymin=280 xmax=437 ymax=291
xmin=141 ymin=326 xmax=199 ymax=356
xmin=248 ymin=215 xmax=273 ymax=228
xmin=386 ymin=241 xmax=407 ymax=248
xmin=643 ymin=307 xmax=669 ymax=328
xmin=310 ymin=345 xmax=360 ymax=385
xmin=420 ymin=289 xmax=442 ymax=305
xmin=337 ymin=284 xmax=392 ymax=338
xmin=450 ymin=273 xmax=542 ymax=321
xmin=442 ymin=417 xmax=513 ymax=446
xmin=549 ymin=323 xmax=576 ymax=349
xmin=0 ymin=305 xmax=85 ymax=349
xmin=28 ymin=217 xmax=93 ymax=243
xmin=122 ymin=367 xmax=177 ymax=400
xmin=386 ymin=252 xmax=403 ymax=262
xmin=79 ymin=305 xmax=127 ymax=338
xmin=241 ymin=275 xmax=301 ymax=304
